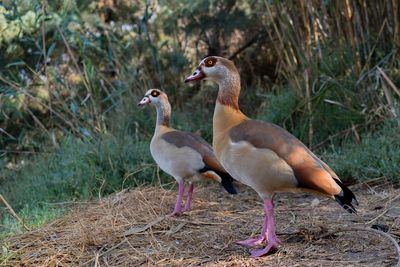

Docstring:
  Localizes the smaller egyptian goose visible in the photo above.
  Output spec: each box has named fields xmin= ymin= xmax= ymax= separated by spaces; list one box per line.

xmin=138 ymin=89 xmax=237 ymax=215
xmin=185 ymin=56 xmax=358 ymax=256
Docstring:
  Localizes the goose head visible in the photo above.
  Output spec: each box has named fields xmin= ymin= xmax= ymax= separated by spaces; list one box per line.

xmin=138 ymin=89 xmax=168 ymax=106
xmin=184 ymin=56 xmax=239 ymax=86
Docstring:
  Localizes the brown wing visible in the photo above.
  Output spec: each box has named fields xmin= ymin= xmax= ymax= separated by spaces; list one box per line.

xmin=161 ymin=130 xmax=225 ymax=172
xmin=229 ymin=120 xmax=340 ymax=196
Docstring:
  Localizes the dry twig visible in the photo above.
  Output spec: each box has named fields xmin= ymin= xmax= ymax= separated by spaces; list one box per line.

xmin=0 ymin=194 xmax=30 ymax=231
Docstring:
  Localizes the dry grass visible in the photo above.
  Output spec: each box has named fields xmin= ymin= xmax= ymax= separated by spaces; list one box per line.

xmin=2 ymin=180 xmax=400 ymax=267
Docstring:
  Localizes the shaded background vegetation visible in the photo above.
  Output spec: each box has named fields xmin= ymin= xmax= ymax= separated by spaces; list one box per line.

xmin=0 ymin=0 xmax=399 ymax=236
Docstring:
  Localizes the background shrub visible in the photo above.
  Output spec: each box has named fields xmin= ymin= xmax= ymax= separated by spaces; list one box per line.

xmin=0 ymin=0 xmax=399 ymax=236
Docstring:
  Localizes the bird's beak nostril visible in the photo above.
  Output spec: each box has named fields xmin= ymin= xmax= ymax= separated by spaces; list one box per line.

xmin=184 ymin=67 xmax=205 ymax=83
xmin=138 ymin=97 xmax=151 ymax=106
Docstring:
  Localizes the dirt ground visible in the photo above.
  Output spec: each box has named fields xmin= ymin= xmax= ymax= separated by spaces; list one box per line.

xmin=2 ymin=179 xmax=400 ymax=267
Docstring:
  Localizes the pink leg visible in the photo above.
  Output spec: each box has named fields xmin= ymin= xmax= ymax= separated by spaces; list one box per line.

xmin=171 ymin=181 xmax=185 ymax=216
xmin=250 ymin=199 xmax=281 ymax=257
xmin=182 ymin=183 xmax=194 ymax=212
xmin=236 ymin=212 xmax=268 ymax=247
xmin=237 ymin=198 xmax=277 ymax=247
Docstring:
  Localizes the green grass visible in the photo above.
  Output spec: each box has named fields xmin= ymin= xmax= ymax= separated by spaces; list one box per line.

xmin=0 ymin=135 xmax=157 ymax=209
xmin=0 ymin=133 xmax=163 ymax=239
xmin=1 ymin=205 xmax=66 ymax=239
xmin=322 ymin=120 xmax=400 ymax=182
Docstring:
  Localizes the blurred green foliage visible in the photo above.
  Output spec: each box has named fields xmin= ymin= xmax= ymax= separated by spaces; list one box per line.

xmin=0 ymin=134 xmax=156 ymax=236
xmin=1 ymin=136 xmax=154 ymax=211
xmin=323 ymin=120 xmax=400 ymax=182
xmin=0 ymin=0 xmax=399 ymax=237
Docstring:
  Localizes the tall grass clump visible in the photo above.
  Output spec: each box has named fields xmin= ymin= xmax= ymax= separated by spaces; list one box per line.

xmin=264 ymin=0 xmax=400 ymax=147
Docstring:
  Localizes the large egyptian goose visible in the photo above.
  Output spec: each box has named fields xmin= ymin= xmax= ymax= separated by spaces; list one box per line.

xmin=138 ymin=89 xmax=237 ymax=216
xmin=184 ymin=56 xmax=358 ymax=256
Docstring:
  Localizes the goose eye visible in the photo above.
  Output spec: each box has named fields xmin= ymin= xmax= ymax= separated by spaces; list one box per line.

xmin=151 ymin=91 xmax=160 ymax=97
xmin=205 ymin=58 xmax=216 ymax=67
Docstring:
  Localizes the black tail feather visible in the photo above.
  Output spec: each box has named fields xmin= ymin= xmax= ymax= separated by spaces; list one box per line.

xmin=333 ymin=178 xmax=358 ymax=213
xmin=218 ymin=171 xmax=238 ymax=194
xmin=199 ymin=166 xmax=237 ymax=194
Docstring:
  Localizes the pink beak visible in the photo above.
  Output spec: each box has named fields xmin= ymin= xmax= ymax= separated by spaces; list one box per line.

xmin=138 ymin=96 xmax=151 ymax=106
xmin=184 ymin=68 xmax=205 ymax=83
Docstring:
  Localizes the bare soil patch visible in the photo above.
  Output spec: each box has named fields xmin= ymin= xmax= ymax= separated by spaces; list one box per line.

xmin=2 ymin=180 xmax=400 ymax=266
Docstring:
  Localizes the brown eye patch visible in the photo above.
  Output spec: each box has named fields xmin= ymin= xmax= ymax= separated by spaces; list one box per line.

xmin=204 ymin=57 xmax=217 ymax=67
xmin=151 ymin=90 xmax=160 ymax=97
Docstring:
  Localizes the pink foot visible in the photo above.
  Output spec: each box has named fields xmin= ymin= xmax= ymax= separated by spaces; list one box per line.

xmin=170 ymin=181 xmax=185 ymax=216
xmin=237 ymin=211 xmax=268 ymax=247
xmin=271 ymin=236 xmax=282 ymax=244
xmin=266 ymin=227 xmax=282 ymax=245
xmin=250 ymin=242 xmax=279 ymax=257
xmin=170 ymin=211 xmax=180 ymax=216
xmin=182 ymin=183 xmax=194 ymax=212
xmin=236 ymin=236 xmax=266 ymax=247
xmin=181 ymin=207 xmax=190 ymax=213
xmin=238 ymin=199 xmax=281 ymax=256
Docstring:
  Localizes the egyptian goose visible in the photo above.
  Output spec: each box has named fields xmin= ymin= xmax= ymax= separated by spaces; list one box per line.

xmin=185 ymin=56 xmax=358 ymax=256
xmin=138 ymin=89 xmax=237 ymax=216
